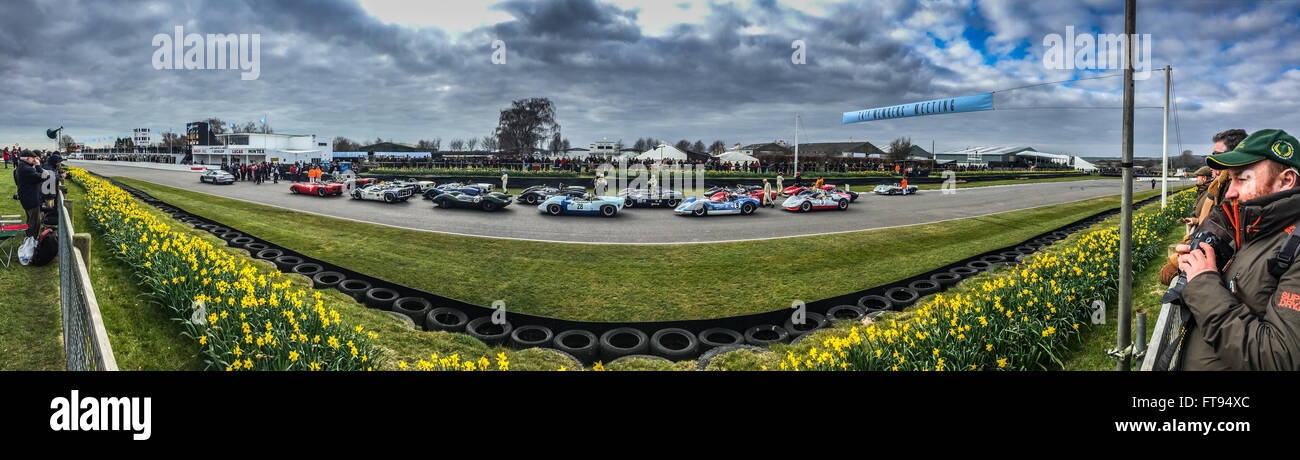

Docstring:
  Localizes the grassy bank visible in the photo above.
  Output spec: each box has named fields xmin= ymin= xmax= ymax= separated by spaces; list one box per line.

xmin=117 ymin=176 xmax=1166 ymax=323
xmin=0 ymin=177 xmax=62 ymax=370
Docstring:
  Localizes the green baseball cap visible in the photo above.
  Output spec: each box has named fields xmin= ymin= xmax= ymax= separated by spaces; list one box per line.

xmin=1206 ymin=129 xmax=1300 ymax=170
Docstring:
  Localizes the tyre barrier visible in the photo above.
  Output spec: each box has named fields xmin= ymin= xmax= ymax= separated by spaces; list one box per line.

xmin=363 ymin=287 xmax=400 ymax=310
xmin=337 ymin=279 xmax=372 ymax=301
xmin=825 ymin=304 xmax=866 ymax=322
xmin=311 ymin=271 xmax=345 ymax=290
xmin=291 ymin=262 xmax=324 ymax=278
xmin=218 ymin=232 xmax=242 ymax=241
xmin=856 ymin=294 xmax=891 ymax=311
xmin=509 ymin=325 xmax=554 ymax=349
xmin=784 ymin=312 xmax=829 ymax=339
xmin=392 ymin=297 xmax=432 ymax=326
xmin=425 ymin=307 xmax=468 ymax=332
xmin=883 ymin=287 xmax=920 ymax=309
xmin=465 ymin=317 xmax=512 ymax=346
xmin=930 ymin=272 xmax=962 ymax=287
xmin=103 ymin=177 xmax=1181 ymax=364
xmin=272 ymin=255 xmax=304 ymax=271
xmin=599 ymin=327 xmax=650 ymax=361
xmin=649 ymin=328 xmax=699 ymax=361
xmin=744 ymin=325 xmax=789 ymax=346
xmin=554 ymin=329 xmax=599 ymax=364
xmin=907 ymin=279 xmax=941 ymax=296
xmin=697 ymin=327 xmax=745 ymax=353
xmin=254 ymin=248 xmax=283 ymax=261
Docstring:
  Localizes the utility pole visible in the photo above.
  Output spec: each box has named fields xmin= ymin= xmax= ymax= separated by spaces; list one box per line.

xmin=1161 ymin=65 xmax=1171 ymax=208
xmin=1116 ymin=0 xmax=1137 ymax=371
xmin=794 ymin=114 xmax=799 ymax=175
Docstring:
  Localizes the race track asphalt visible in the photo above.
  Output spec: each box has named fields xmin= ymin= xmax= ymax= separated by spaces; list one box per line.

xmin=73 ymin=162 xmax=1138 ymax=244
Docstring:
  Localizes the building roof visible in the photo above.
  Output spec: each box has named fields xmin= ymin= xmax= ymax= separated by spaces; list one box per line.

xmin=794 ymin=142 xmax=884 ymax=156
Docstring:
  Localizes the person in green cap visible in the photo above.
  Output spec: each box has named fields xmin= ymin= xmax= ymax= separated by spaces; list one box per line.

xmin=1175 ymin=128 xmax=1300 ymax=370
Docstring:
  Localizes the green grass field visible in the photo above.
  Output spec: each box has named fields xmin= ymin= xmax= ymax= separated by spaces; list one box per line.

xmin=0 ymin=175 xmax=62 ymax=370
xmin=117 ymin=176 xmax=1167 ymax=323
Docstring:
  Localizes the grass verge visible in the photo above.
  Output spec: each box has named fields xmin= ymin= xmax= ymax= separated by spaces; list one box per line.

xmin=0 ymin=176 xmax=62 ymax=370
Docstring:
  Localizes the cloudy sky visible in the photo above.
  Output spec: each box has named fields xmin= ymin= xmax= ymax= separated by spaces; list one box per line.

xmin=1 ymin=0 xmax=1297 ymax=157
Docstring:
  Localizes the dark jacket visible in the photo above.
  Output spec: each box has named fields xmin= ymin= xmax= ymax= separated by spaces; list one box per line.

xmin=13 ymin=160 xmax=47 ymax=210
xmin=1182 ymin=186 xmax=1300 ymax=370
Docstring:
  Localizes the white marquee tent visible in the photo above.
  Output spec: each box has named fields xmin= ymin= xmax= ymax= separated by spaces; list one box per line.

xmin=715 ymin=150 xmax=760 ymax=164
xmin=634 ymin=144 xmax=688 ymax=162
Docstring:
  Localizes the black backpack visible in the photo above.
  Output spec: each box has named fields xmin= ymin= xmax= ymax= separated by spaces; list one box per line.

xmin=29 ymin=227 xmax=57 ymax=267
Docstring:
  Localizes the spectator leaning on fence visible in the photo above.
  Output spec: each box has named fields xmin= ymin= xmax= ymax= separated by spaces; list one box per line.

xmin=14 ymin=151 xmax=47 ymax=239
xmin=1176 ymin=129 xmax=1300 ymax=370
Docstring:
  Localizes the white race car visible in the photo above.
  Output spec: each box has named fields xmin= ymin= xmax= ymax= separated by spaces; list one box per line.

xmin=351 ymin=183 xmax=414 ymax=203
xmin=538 ymin=193 xmax=624 ymax=217
xmin=873 ymin=183 xmax=918 ymax=195
xmin=781 ymin=189 xmax=849 ymax=212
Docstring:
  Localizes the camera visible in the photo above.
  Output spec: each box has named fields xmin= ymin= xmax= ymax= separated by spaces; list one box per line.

xmin=1162 ymin=230 xmax=1237 ymax=303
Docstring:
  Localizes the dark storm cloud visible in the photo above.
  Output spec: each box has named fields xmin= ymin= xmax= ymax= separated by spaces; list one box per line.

xmin=0 ymin=0 xmax=1296 ymax=157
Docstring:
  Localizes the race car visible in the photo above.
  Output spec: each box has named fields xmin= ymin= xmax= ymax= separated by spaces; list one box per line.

xmin=873 ymin=183 xmax=918 ymax=195
xmin=709 ymin=186 xmax=772 ymax=206
xmin=516 ymin=184 xmax=587 ymax=205
xmin=389 ymin=180 xmax=437 ymax=195
xmin=674 ymin=193 xmax=761 ymax=216
xmin=819 ymin=184 xmax=859 ymax=202
xmin=537 ymin=193 xmax=623 ymax=217
xmin=431 ymin=191 xmax=513 ymax=211
xmin=618 ymin=188 xmax=683 ymax=208
xmin=423 ymin=182 xmax=494 ymax=199
xmin=289 ymin=181 xmax=344 ymax=197
xmin=199 ymin=170 xmax=235 ymax=185
xmin=782 ymin=189 xmax=850 ymax=212
xmin=351 ymin=183 xmax=414 ymax=203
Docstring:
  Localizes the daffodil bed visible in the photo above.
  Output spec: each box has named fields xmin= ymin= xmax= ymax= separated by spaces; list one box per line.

xmin=73 ymin=168 xmax=596 ymax=371
xmin=756 ymin=187 xmax=1196 ymax=371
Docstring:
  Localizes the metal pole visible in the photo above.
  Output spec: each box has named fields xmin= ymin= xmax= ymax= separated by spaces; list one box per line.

xmin=794 ymin=114 xmax=799 ymax=175
xmin=1116 ymin=0 xmax=1137 ymax=371
xmin=1161 ymin=65 xmax=1170 ymax=208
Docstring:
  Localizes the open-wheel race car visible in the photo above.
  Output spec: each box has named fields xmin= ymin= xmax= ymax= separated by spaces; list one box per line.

xmin=388 ymin=180 xmax=437 ymax=195
xmin=674 ymin=193 xmax=761 ymax=216
xmin=537 ymin=193 xmax=623 ymax=217
xmin=289 ymin=181 xmax=345 ymax=197
xmin=351 ymin=183 xmax=414 ymax=203
xmin=781 ymin=188 xmax=850 ymax=212
xmin=431 ymin=191 xmax=512 ymax=212
xmin=618 ymin=187 xmax=683 ymax=208
xmin=873 ymin=183 xmax=918 ymax=195
xmin=516 ymin=184 xmax=587 ymax=205
xmin=199 ymin=170 xmax=235 ymax=185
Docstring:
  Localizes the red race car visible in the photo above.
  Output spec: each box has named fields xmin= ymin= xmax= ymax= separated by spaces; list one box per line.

xmin=710 ymin=187 xmax=772 ymax=206
xmin=783 ymin=185 xmax=855 ymax=201
xmin=289 ymin=182 xmax=345 ymax=197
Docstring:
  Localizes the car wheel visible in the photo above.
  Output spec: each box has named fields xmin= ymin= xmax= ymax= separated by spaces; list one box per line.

xmin=838 ymin=199 xmax=849 ymax=210
xmin=433 ymin=198 xmax=445 ymax=208
xmin=526 ymin=194 xmax=538 ymax=205
xmin=289 ymin=187 xmax=298 ymax=194
xmin=625 ymin=198 xmax=634 ymax=207
xmin=693 ymin=204 xmax=707 ymax=217
xmin=800 ymin=201 xmax=812 ymax=212
xmin=351 ymin=191 xmax=360 ymax=199
xmin=482 ymin=200 xmax=497 ymax=212
xmin=667 ymin=198 xmax=680 ymax=207
xmin=600 ymin=204 xmax=616 ymax=217
xmin=741 ymin=202 xmax=755 ymax=215
xmin=317 ymin=188 xmax=327 ymax=197
xmin=547 ymin=203 xmax=562 ymax=215
xmin=384 ymin=194 xmax=394 ymax=203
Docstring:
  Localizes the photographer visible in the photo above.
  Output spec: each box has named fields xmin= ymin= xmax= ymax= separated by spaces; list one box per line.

xmin=13 ymin=150 xmax=48 ymax=238
xmin=1176 ymin=129 xmax=1300 ymax=370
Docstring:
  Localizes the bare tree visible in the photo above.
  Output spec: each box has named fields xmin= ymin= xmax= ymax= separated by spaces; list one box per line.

xmin=887 ymin=136 xmax=913 ymax=161
xmin=481 ymin=134 xmax=498 ymax=153
xmin=334 ymin=137 xmax=360 ymax=152
xmin=466 ymin=137 xmax=479 ymax=152
xmin=692 ymin=140 xmax=705 ymax=153
xmin=708 ymin=140 xmax=727 ymax=154
xmin=449 ymin=138 xmax=465 ymax=151
xmin=495 ymin=97 xmax=560 ymax=156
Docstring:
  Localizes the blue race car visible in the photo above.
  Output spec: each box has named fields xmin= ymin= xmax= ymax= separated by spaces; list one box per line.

xmin=537 ymin=193 xmax=623 ymax=217
xmin=423 ymin=182 xmax=494 ymax=199
xmin=674 ymin=193 xmax=760 ymax=216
